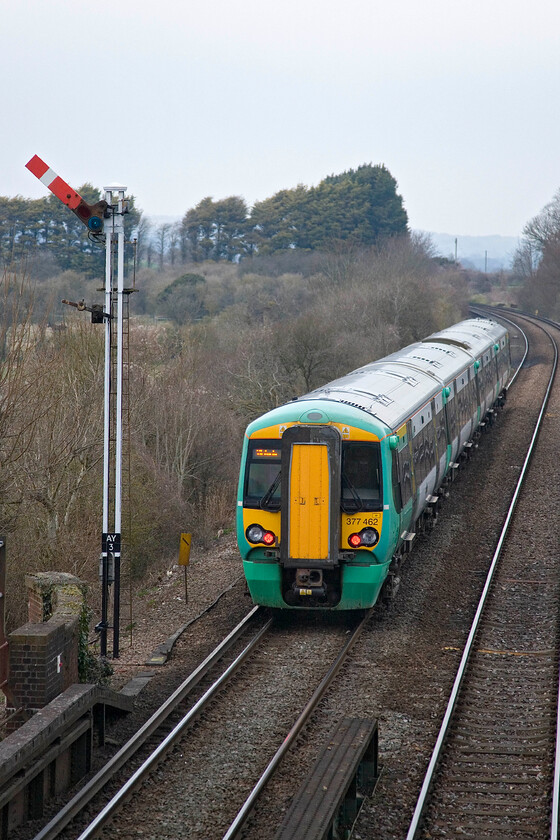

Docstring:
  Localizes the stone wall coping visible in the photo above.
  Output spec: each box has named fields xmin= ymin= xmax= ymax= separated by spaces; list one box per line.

xmin=8 ymin=618 xmax=75 ymax=640
xmin=0 ymin=684 xmax=133 ymax=787
xmin=25 ymin=572 xmax=84 ymax=590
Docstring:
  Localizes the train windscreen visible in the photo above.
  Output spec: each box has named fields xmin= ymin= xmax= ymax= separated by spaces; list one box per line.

xmin=341 ymin=442 xmax=382 ymax=511
xmin=244 ymin=440 xmax=281 ymax=509
xmin=244 ymin=437 xmax=382 ymax=513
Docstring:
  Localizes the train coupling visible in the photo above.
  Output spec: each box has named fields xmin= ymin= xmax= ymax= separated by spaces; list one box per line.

xmin=283 ymin=568 xmax=327 ymax=605
xmin=295 ymin=568 xmax=323 ymax=588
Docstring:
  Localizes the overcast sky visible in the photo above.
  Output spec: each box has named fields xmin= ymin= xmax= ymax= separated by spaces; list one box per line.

xmin=3 ymin=0 xmax=559 ymax=237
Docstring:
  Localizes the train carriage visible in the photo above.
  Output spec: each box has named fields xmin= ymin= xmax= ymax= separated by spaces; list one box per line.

xmin=237 ymin=318 xmax=510 ymax=610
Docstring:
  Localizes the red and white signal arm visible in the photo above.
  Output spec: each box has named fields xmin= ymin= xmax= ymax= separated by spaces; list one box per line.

xmin=25 ymin=154 xmax=108 ymax=233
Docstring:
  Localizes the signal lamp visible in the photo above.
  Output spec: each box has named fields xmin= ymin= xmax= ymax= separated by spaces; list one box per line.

xmin=88 ymin=215 xmax=103 ymax=232
xmin=75 ymin=199 xmax=107 ymax=234
xmin=348 ymin=533 xmax=362 ymax=548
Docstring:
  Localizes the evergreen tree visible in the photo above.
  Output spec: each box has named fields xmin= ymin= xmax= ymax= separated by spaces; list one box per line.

xmin=0 ymin=189 xmax=141 ymax=277
xmin=249 ymin=164 xmax=408 ymax=254
xmin=182 ymin=196 xmax=248 ymax=262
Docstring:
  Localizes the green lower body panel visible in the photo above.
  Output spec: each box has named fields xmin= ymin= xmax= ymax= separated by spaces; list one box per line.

xmin=338 ymin=563 xmax=390 ymax=609
xmin=243 ymin=559 xmax=390 ymax=610
xmin=243 ymin=561 xmax=283 ymax=608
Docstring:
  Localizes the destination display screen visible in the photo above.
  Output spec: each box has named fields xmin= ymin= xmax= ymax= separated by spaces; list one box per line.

xmin=254 ymin=448 xmax=281 ymax=459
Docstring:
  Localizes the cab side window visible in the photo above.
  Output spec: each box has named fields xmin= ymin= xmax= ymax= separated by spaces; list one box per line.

xmin=392 ymin=449 xmax=402 ymax=513
xmin=397 ymin=431 xmax=413 ymax=507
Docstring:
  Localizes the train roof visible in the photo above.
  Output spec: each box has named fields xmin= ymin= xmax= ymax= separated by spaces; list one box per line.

xmin=297 ymin=318 xmax=508 ymax=431
xmin=423 ymin=318 xmax=508 ymax=354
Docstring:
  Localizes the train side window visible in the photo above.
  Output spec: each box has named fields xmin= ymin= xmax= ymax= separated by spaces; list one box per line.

xmin=412 ymin=423 xmax=431 ymax=485
xmin=244 ymin=439 xmax=281 ymax=509
xmin=397 ymin=442 xmax=413 ymax=507
xmin=425 ymin=414 xmax=436 ymax=469
xmin=468 ymin=378 xmax=476 ymax=417
xmin=412 ymin=428 xmax=423 ymax=485
xmin=435 ymin=406 xmax=447 ymax=455
xmin=341 ymin=442 xmax=382 ymax=511
xmin=446 ymin=389 xmax=457 ymax=439
xmin=392 ymin=450 xmax=402 ymax=513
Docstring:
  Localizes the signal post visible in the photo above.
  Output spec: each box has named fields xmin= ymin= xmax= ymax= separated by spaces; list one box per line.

xmin=26 ymin=156 xmax=129 ymax=659
xmin=100 ymin=183 xmax=127 ymax=658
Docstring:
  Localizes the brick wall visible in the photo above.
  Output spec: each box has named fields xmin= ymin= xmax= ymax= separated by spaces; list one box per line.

xmin=6 ymin=573 xmax=85 ymax=713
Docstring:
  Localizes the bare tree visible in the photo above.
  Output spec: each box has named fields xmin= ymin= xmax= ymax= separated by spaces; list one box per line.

xmin=10 ymin=320 xmax=104 ymax=573
xmin=0 ymin=273 xmax=49 ymax=534
xmin=155 ymin=223 xmax=171 ymax=271
xmin=134 ymin=215 xmax=152 ymax=268
xmin=133 ymin=334 xmax=208 ymax=499
xmin=168 ymin=222 xmax=181 ymax=267
xmin=523 ymin=190 xmax=560 ymax=253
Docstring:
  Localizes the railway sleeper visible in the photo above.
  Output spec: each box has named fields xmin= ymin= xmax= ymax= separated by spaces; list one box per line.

xmin=274 ymin=717 xmax=379 ymax=840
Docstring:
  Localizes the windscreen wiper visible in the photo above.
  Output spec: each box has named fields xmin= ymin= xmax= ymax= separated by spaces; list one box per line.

xmin=341 ymin=474 xmax=364 ymax=512
xmin=260 ymin=471 xmax=281 ymax=510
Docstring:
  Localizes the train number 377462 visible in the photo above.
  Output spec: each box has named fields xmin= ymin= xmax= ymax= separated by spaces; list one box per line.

xmin=345 ymin=516 xmax=380 ymax=527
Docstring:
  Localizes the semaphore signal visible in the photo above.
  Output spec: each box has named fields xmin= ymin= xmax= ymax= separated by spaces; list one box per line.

xmin=26 ymin=154 xmax=129 ymax=660
xmin=25 ymin=154 xmax=108 ymax=234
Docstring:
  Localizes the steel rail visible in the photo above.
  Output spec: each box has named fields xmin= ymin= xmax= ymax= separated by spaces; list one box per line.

xmin=75 ymin=613 xmax=273 ymax=840
xmin=552 ymin=627 xmax=560 ymax=840
xmin=405 ymin=316 xmax=558 ymax=840
xmin=465 ymin=307 xmax=560 ymax=840
xmin=33 ymin=605 xmax=264 ymax=840
xmin=222 ymin=607 xmax=374 ymax=840
xmin=534 ymin=316 xmax=560 ymax=840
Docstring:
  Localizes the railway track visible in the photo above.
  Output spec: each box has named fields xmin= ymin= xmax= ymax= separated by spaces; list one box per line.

xmin=32 ymin=605 xmax=270 ymax=840
xmin=34 ymin=607 xmax=373 ymax=840
xmin=406 ymin=311 xmax=560 ymax=838
xmin=222 ymin=608 xmax=373 ymax=840
xmin=24 ymin=309 xmax=559 ymax=840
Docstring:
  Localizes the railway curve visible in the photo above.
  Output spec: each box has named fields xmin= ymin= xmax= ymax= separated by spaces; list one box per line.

xmin=245 ymin=310 xmax=559 ymax=840
xmin=405 ymin=310 xmax=560 ymax=838
xmin=15 ymin=309 xmax=557 ymax=840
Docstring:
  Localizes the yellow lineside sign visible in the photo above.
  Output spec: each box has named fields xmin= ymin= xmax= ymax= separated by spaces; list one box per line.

xmin=179 ymin=532 xmax=192 ymax=566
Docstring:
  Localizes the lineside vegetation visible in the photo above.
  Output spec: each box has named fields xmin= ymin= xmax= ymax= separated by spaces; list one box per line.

xmin=5 ymin=164 xmax=554 ymax=627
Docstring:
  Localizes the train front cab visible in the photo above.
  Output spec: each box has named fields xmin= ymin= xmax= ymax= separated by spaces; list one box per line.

xmin=240 ymin=418 xmax=393 ymax=609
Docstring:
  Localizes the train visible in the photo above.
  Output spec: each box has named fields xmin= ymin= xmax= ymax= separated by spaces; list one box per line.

xmin=236 ymin=318 xmax=511 ymax=610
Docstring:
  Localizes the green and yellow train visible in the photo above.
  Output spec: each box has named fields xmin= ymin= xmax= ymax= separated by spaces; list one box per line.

xmin=236 ymin=318 xmax=511 ymax=609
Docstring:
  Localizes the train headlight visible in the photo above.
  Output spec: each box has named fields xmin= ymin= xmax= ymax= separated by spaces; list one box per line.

xmin=246 ymin=524 xmax=264 ymax=543
xmin=360 ymin=528 xmax=379 ymax=547
xmin=246 ymin=524 xmax=276 ymax=545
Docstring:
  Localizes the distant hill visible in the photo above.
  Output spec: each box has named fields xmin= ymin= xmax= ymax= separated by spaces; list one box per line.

xmin=420 ymin=231 xmax=519 ymax=271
